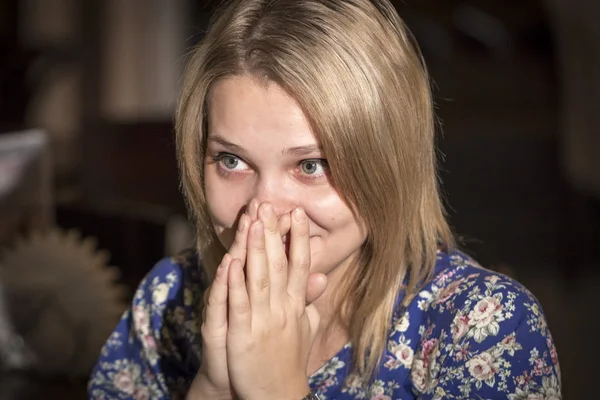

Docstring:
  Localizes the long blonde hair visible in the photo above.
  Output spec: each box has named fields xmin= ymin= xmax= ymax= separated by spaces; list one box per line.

xmin=175 ymin=0 xmax=454 ymax=380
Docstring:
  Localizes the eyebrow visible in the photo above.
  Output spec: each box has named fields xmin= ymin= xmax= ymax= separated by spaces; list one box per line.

xmin=208 ymin=134 xmax=323 ymax=157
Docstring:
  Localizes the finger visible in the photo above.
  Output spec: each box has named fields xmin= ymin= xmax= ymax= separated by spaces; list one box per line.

xmin=258 ymin=202 xmax=288 ymax=298
xmin=245 ymin=219 xmax=271 ymax=313
xmin=227 ymin=258 xmax=251 ymax=333
xmin=305 ymin=273 xmax=328 ymax=304
xmin=247 ymin=198 xmax=260 ymax=221
xmin=229 ymin=213 xmax=250 ymax=265
xmin=202 ymin=253 xmax=232 ymax=329
xmin=277 ymin=213 xmax=291 ymax=240
xmin=278 ymin=213 xmax=291 ymax=257
xmin=287 ymin=207 xmax=311 ymax=308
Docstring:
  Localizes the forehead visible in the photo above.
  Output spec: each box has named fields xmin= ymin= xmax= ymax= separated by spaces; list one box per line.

xmin=207 ymin=76 xmax=319 ymax=149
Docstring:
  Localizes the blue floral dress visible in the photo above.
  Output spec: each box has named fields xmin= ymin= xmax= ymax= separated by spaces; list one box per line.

xmin=88 ymin=250 xmax=561 ymax=399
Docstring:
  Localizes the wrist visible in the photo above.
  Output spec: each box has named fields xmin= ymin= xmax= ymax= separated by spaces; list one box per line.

xmin=186 ymin=387 xmax=231 ymax=400
xmin=250 ymin=382 xmax=311 ymax=400
xmin=287 ymin=380 xmax=311 ymax=400
xmin=187 ymin=375 xmax=232 ymax=400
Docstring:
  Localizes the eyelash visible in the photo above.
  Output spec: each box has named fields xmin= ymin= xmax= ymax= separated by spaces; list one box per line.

xmin=211 ymin=152 xmax=329 ymax=181
xmin=211 ymin=152 xmax=246 ymax=178
xmin=298 ymin=158 xmax=329 ymax=181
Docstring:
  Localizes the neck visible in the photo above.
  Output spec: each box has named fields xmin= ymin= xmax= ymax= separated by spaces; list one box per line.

xmin=310 ymin=256 xmax=354 ymax=342
xmin=306 ymin=264 xmax=351 ymax=376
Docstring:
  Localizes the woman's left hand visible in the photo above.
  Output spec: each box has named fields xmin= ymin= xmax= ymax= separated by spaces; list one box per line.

xmin=226 ymin=203 xmax=323 ymax=400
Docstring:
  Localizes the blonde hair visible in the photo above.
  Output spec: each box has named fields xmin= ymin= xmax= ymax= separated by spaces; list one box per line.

xmin=176 ymin=0 xmax=454 ymax=380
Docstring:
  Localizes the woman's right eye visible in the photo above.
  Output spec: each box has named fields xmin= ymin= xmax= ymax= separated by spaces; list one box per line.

xmin=214 ymin=153 xmax=250 ymax=172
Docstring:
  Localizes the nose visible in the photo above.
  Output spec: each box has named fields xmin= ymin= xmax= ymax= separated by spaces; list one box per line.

xmin=250 ymin=174 xmax=296 ymax=216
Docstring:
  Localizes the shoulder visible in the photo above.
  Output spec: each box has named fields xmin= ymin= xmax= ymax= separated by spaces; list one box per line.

xmin=403 ymin=250 xmax=561 ymax=398
xmin=413 ymin=250 xmax=554 ymax=350
xmin=116 ymin=248 xmax=208 ymax=349
xmin=139 ymin=248 xmax=206 ymax=290
xmin=419 ymin=250 xmax=547 ymax=336
xmin=88 ymin=249 xmax=207 ymax=398
xmin=132 ymin=248 xmax=207 ymax=309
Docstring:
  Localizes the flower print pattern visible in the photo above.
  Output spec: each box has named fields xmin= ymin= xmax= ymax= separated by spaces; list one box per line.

xmin=88 ymin=249 xmax=205 ymax=399
xmin=467 ymin=294 xmax=505 ymax=342
xmin=88 ymin=250 xmax=561 ymax=399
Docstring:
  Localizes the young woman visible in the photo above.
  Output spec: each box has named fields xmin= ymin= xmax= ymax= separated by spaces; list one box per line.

xmin=88 ymin=0 xmax=561 ymax=399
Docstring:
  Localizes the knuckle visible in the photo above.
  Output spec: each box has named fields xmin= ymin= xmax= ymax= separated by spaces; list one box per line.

xmin=232 ymin=233 xmax=245 ymax=250
xmin=230 ymin=276 xmax=246 ymax=290
xmin=232 ymin=338 xmax=255 ymax=354
xmin=256 ymin=276 xmax=270 ymax=291
xmin=297 ymin=227 xmax=310 ymax=238
xmin=294 ymin=256 xmax=310 ymax=270
xmin=272 ymin=312 xmax=288 ymax=330
xmin=200 ymin=322 xmax=211 ymax=338
xmin=203 ymin=287 xmax=212 ymax=304
xmin=271 ymin=257 xmax=287 ymax=272
xmin=200 ymin=322 xmax=208 ymax=337
xmin=200 ymin=323 xmax=226 ymax=343
xmin=234 ymin=299 xmax=251 ymax=314
xmin=205 ymin=294 xmax=221 ymax=308
xmin=266 ymin=222 xmax=279 ymax=235
xmin=253 ymin=241 xmax=266 ymax=254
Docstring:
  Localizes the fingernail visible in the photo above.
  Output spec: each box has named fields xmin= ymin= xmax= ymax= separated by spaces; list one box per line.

xmin=293 ymin=207 xmax=306 ymax=223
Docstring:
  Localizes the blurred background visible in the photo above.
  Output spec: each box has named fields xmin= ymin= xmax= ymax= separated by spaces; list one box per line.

xmin=0 ymin=0 xmax=597 ymax=398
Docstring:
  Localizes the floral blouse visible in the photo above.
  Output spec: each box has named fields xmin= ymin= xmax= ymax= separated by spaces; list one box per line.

xmin=88 ymin=250 xmax=561 ymax=399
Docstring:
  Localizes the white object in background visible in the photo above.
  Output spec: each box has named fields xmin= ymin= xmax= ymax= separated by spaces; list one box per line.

xmin=0 ymin=130 xmax=47 ymax=198
xmin=0 ymin=129 xmax=53 ymax=231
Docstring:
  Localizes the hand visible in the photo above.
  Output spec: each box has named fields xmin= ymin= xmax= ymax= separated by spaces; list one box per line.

xmin=188 ymin=210 xmax=251 ymax=399
xmin=226 ymin=203 xmax=325 ymax=400
xmin=189 ymin=199 xmax=326 ymax=400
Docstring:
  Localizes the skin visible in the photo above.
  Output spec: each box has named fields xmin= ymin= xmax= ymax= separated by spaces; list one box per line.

xmin=205 ymin=76 xmax=366 ymax=303
xmin=188 ymin=75 xmax=367 ymax=399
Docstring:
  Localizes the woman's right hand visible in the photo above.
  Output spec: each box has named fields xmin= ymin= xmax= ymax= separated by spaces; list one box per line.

xmin=188 ymin=204 xmax=253 ymax=399
xmin=188 ymin=255 xmax=236 ymax=399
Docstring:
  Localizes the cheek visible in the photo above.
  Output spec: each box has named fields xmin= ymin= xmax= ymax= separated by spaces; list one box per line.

xmin=303 ymin=190 xmax=364 ymax=235
xmin=205 ymin=170 xmax=248 ymax=244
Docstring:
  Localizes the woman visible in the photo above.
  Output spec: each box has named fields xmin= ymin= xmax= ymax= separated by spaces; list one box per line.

xmin=88 ymin=0 xmax=561 ymax=398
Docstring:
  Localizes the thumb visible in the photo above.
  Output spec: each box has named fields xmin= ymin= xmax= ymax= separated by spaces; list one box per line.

xmin=305 ymin=272 xmax=327 ymax=304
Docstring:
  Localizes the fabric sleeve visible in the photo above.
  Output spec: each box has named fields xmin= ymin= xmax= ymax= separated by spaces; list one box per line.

xmin=88 ymin=253 xmax=205 ymax=400
xmin=422 ymin=279 xmax=562 ymax=399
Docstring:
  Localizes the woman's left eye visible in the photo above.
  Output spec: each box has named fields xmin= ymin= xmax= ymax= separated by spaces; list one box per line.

xmin=299 ymin=159 xmax=328 ymax=176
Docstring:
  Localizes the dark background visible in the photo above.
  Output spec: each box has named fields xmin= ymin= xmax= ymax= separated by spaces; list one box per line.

xmin=1 ymin=0 xmax=597 ymax=398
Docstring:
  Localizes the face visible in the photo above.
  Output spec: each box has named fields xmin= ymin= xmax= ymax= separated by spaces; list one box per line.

xmin=205 ymin=75 xmax=366 ymax=278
